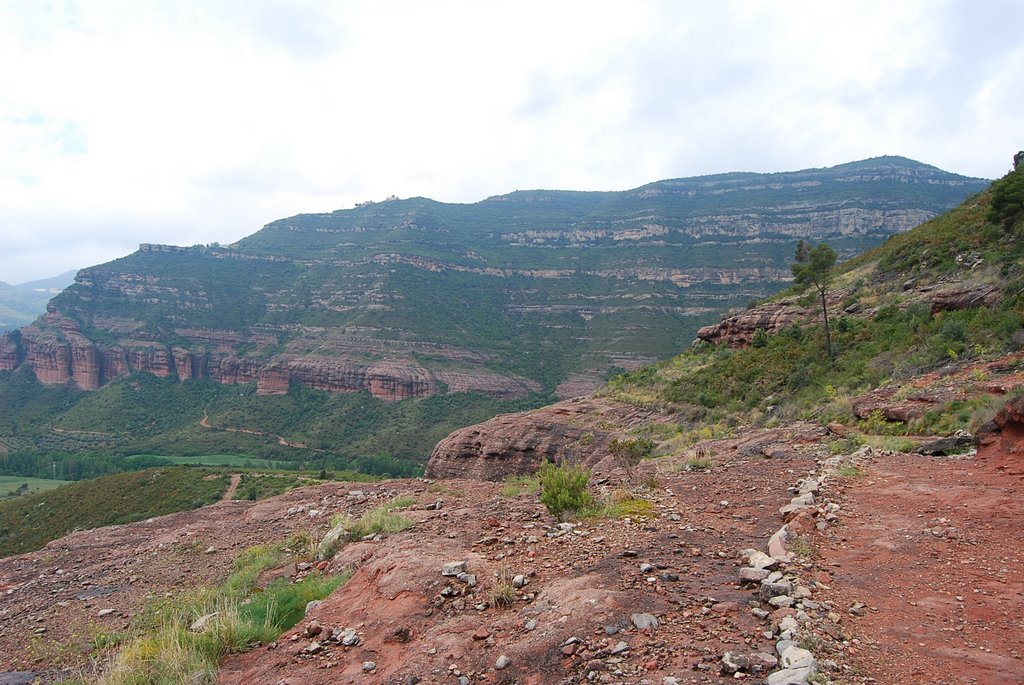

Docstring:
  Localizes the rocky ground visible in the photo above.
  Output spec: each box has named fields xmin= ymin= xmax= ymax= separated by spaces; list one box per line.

xmin=0 ymin=404 xmax=1021 ymax=683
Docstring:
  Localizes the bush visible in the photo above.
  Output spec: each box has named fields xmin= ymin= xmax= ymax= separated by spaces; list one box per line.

xmin=987 ymin=167 xmax=1024 ymax=229
xmin=608 ymin=437 xmax=654 ymax=480
xmin=537 ymin=461 xmax=594 ymax=520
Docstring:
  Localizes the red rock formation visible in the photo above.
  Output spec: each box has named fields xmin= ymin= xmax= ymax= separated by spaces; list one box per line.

xmin=209 ymin=356 xmax=263 ymax=385
xmin=22 ymin=334 xmax=72 ymax=385
xmin=69 ymin=338 xmax=100 ymax=390
xmin=426 ymin=397 xmax=663 ymax=480
xmin=696 ymin=299 xmax=812 ymax=348
xmin=256 ymin=364 xmax=290 ymax=395
xmin=976 ymin=394 xmax=1024 ymax=471
xmin=433 ymin=370 xmax=541 ymax=399
xmin=0 ymin=333 xmax=20 ymax=371
xmin=125 ymin=343 xmax=174 ymax=378
xmin=172 ymin=347 xmax=199 ymax=380
xmin=101 ymin=347 xmax=130 ymax=380
xmin=6 ymin=319 xmax=541 ymax=401
xmin=287 ymin=357 xmax=372 ymax=394
xmin=366 ymin=361 xmax=436 ymax=400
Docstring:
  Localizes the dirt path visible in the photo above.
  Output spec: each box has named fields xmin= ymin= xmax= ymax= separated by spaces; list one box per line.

xmin=200 ymin=409 xmax=317 ymax=451
xmin=222 ymin=474 xmax=242 ymax=501
xmin=818 ymin=452 xmax=1024 ymax=684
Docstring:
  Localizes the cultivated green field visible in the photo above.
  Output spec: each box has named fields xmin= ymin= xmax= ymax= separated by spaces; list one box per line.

xmin=0 ymin=475 xmax=70 ymax=496
xmin=137 ymin=454 xmax=281 ymax=468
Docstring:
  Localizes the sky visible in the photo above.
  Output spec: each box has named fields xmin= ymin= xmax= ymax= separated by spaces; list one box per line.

xmin=1 ymin=0 xmax=1022 ymax=284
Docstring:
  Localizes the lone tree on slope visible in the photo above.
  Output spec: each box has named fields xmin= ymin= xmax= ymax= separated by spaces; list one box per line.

xmin=791 ymin=240 xmax=837 ymax=359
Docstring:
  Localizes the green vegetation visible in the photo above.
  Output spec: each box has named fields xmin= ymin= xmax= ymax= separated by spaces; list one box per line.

xmin=0 ymin=468 xmax=227 ymax=557
xmin=789 ymin=536 xmax=816 ymax=558
xmin=500 ymin=473 xmax=541 ymax=497
xmin=987 ymin=163 xmax=1024 ymax=229
xmin=0 ymin=158 xmax=987 ymax=479
xmin=345 ymin=497 xmax=416 ymax=540
xmin=97 ymin=542 xmax=346 ymax=685
xmin=489 ymin=567 xmax=517 ymax=608
xmin=316 ymin=497 xmax=416 ymax=561
xmin=684 ymin=454 xmax=714 ymax=471
xmin=0 ymin=371 xmax=547 ymax=480
xmin=0 ymin=475 xmax=69 ymax=497
xmin=608 ymin=437 xmax=655 ymax=480
xmin=233 ymin=473 xmax=318 ymax=501
xmin=601 ymin=178 xmax=1024 ymax=437
xmin=835 ymin=463 xmax=864 ymax=478
xmin=596 ymin=495 xmax=657 ymax=519
xmin=149 ymin=454 xmax=278 ymax=467
xmin=791 ymin=240 xmax=837 ymax=357
xmin=538 ymin=461 xmax=595 ymax=520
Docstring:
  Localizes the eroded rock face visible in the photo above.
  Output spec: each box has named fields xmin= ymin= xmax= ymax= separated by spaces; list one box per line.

xmin=696 ymin=300 xmax=812 ymax=348
xmin=426 ymin=398 xmax=662 ymax=480
xmin=4 ymin=320 xmax=540 ymax=402
xmin=0 ymin=332 xmax=19 ymax=370
xmin=977 ymin=394 xmax=1024 ymax=469
xmin=851 ymin=387 xmax=937 ymax=423
xmin=930 ymin=283 xmax=1001 ymax=314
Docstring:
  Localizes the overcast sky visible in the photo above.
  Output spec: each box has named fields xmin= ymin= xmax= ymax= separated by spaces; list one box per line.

xmin=2 ymin=0 xmax=1022 ymax=284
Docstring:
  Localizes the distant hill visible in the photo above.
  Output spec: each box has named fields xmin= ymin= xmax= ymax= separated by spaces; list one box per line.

xmin=0 ymin=157 xmax=989 ymax=472
xmin=0 ymin=270 xmax=77 ymax=332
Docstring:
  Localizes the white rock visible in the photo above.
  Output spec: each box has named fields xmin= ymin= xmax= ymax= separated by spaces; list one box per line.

xmin=442 ymin=561 xmax=468 ymax=576
xmin=766 ymin=666 xmax=814 ymax=685
xmin=631 ymin=613 xmax=660 ymax=630
xmin=780 ymin=645 xmax=816 ymax=670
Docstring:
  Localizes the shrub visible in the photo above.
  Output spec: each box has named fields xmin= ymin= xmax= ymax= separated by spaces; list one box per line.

xmin=608 ymin=437 xmax=655 ymax=481
xmin=537 ymin=461 xmax=594 ymax=520
xmin=987 ymin=167 xmax=1024 ymax=229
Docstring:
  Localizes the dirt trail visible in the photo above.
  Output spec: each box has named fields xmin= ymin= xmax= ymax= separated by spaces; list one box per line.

xmin=221 ymin=474 xmax=242 ymax=501
xmin=200 ymin=409 xmax=316 ymax=451
xmin=817 ymin=452 xmax=1024 ymax=684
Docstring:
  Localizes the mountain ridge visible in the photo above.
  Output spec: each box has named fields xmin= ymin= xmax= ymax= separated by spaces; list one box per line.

xmin=0 ymin=157 xmax=990 ymax=467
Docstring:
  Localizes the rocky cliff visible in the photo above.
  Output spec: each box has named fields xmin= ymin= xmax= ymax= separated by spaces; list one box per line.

xmin=0 ymin=315 xmax=540 ymax=401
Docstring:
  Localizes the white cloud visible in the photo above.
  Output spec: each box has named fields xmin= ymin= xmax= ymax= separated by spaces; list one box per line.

xmin=0 ymin=0 xmax=1022 ymax=284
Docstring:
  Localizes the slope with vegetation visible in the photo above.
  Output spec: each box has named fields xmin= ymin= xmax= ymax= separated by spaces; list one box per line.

xmin=428 ymin=159 xmax=1024 ymax=480
xmin=0 ymin=467 xmax=229 ymax=557
xmin=601 ymin=163 xmax=1024 ymax=438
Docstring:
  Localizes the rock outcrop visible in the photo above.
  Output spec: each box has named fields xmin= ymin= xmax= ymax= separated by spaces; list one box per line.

xmin=426 ymin=397 xmax=663 ymax=480
xmin=976 ymin=393 xmax=1024 ymax=470
xmin=930 ymin=282 xmax=1001 ymax=314
xmin=696 ymin=299 xmax=812 ymax=348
